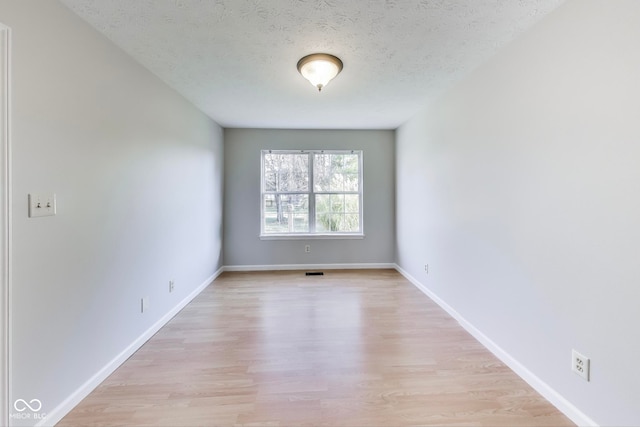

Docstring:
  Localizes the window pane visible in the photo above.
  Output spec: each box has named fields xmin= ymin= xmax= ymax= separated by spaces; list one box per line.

xmin=264 ymin=153 xmax=308 ymax=192
xmin=344 ymin=173 xmax=359 ymax=192
xmin=330 ymin=173 xmax=345 ymax=192
xmin=264 ymin=172 xmax=277 ymax=191
xmin=315 ymin=194 xmax=330 ymax=232
xmin=315 ymin=194 xmax=360 ymax=233
xmin=313 ymin=154 xmax=331 ymax=192
xmin=345 ymin=194 xmax=359 ymax=213
xmin=343 ymin=214 xmax=360 ymax=232
xmin=263 ymin=194 xmax=277 ymax=233
xmin=316 ymin=213 xmax=340 ymax=232
xmin=315 ymin=194 xmax=330 ymax=215
xmin=343 ymin=154 xmax=358 ymax=173
xmin=331 ymin=154 xmax=344 ymax=171
xmin=330 ymin=194 xmax=344 ymax=212
xmin=314 ymin=153 xmax=359 ymax=192
xmin=263 ymin=194 xmax=309 ymax=233
xmin=316 ymin=214 xmax=330 ymax=232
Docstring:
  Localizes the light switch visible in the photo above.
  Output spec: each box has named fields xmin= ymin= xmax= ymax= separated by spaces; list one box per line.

xmin=28 ymin=193 xmax=56 ymax=218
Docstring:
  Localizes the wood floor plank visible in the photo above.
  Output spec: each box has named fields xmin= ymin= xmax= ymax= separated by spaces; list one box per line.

xmin=57 ymin=269 xmax=574 ymax=426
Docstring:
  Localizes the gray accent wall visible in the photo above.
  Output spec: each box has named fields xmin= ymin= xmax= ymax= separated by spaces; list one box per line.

xmin=224 ymin=129 xmax=395 ymax=267
xmin=395 ymin=1 xmax=640 ymax=425
xmin=1 ymin=2 xmax=224 ymax=424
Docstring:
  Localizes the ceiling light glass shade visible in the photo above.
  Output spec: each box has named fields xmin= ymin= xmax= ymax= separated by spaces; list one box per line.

xmin=297 ymin=53 xmax=343 ymax=92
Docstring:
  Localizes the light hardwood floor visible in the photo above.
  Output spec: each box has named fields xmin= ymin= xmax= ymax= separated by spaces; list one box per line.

xmin=58 ymin=270 xmax=574 ymax=426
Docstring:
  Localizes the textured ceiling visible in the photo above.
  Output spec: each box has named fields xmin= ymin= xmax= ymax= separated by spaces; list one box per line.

xmin=59 ymin=0 xmax=565 ymax=129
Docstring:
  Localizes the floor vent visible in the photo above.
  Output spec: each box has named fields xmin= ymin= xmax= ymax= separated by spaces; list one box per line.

xmin=305 ymin=272 xmax=324 ymax=276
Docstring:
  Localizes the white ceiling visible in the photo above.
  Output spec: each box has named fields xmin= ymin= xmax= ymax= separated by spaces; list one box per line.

xmin=59 ymin=0 xmax=565 ymax=129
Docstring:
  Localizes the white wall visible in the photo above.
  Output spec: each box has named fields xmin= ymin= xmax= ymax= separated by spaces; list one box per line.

xmin=224 ymin=129 xmax=395 ymax=268
xmin=0 ymin=2 xmax=224 ymax=426
xmin=396 ymin=0 xmax=640 ymax=425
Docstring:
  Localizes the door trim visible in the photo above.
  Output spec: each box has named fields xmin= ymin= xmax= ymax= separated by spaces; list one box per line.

xmin=0 ymin=22 xmax=11 ymax=427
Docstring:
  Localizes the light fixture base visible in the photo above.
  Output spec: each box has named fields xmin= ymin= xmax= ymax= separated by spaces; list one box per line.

xmin=297 ymin=53 xmax=343 ymax=92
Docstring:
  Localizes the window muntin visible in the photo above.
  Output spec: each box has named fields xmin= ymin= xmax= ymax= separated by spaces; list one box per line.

xmin=261 ymin=150 xmax=363 ymax=237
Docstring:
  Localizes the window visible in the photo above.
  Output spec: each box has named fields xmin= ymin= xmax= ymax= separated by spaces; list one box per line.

xmin=261 ymin=150 xmax=363 ymax=238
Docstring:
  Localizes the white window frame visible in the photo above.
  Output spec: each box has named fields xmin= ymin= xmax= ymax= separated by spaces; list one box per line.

xmin=260 ymin=149 xmax=364 ymax=239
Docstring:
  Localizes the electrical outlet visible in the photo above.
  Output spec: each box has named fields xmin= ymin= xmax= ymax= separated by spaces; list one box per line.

xmin=424 ymin=264 xmax=429 ymax=274
xmin=169 ymin=280 xmax=175 ymax=293
xmin=305 ymin=245 xmax=311 ymax=253
xmin=572 ymin=349 xmax=590 ymax=381
xmin=141 ymin=297 xmax=149 ymax=313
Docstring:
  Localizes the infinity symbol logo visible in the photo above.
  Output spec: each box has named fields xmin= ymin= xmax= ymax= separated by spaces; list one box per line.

xmin=13 ymin=399 xmax=42 ymax=412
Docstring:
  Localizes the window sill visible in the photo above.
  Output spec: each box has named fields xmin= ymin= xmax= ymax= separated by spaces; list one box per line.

xmin=260 ymin=234 xmax=365 ymax=241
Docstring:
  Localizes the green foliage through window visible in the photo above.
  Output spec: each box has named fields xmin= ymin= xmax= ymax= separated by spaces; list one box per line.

xmin=262 ymin=150 xmax=363 ymax=235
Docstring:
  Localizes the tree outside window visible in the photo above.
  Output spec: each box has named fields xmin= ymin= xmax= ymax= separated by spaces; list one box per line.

xmin=261 ymin=150 xmax=363 ymax=237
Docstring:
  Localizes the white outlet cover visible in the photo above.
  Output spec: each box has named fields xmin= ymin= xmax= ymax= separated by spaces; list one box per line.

xmin=572 ymin=349 xmax=590 ymax=381
xmin=28 ymin=193 xmax=56 ymax=218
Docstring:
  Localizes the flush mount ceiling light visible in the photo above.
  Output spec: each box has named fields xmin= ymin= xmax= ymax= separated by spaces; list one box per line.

xmin=297 ymin=53 xmax=343 ymax=92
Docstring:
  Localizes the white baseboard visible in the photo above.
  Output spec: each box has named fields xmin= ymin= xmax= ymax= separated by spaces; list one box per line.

xmin=393 ymin=264 xmax=598 ymax=427
xmin=223 ymin=263 xmax=396 ymax=272
xmin=37 ymin=267 xmax=223 ymax=427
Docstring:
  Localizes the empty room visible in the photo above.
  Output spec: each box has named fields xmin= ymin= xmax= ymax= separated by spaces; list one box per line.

xmin=1 ymin=0 xmax=639 ymax=426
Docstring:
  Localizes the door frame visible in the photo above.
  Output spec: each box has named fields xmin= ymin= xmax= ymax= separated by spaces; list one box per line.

xmin=0 ymin=22 xmax=11 ymax=427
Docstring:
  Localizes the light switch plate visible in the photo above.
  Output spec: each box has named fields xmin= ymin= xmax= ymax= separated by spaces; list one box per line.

xmin=28 ymin=193 xmax=56 ymax=218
